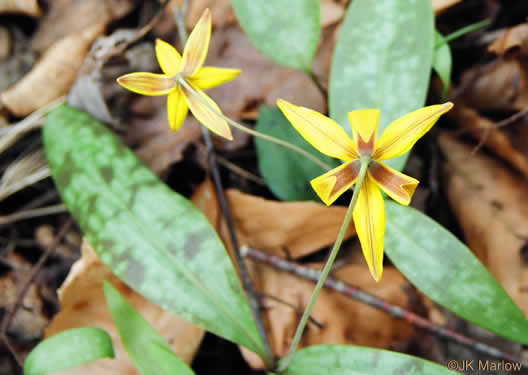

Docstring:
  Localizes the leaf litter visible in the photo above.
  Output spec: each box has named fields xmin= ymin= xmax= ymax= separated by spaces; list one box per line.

xmin=2 ymin=1 xmax=528 ymax=374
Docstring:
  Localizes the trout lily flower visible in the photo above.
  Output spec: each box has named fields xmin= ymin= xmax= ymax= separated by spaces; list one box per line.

xmin=117 ymin=9 xmax=239 ymax=140
xmin=277 ymin=99 xmax=453 ymax=281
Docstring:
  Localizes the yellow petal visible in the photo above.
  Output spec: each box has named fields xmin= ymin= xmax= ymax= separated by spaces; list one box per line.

xmin=189 ymin=67 xmax=241 ymax=90
xmin=368 ymin=161 xmax=418 ymax=205
xmin=167 ymin=87 xmax=189 ymax=131
xmin=155 ymin=39 xmax=182 ymax=76
xmin=348 ymin=109 xmax=379 ymax=156
xmin=373 ymin=103 xmax=454 ymax=161
xmin=353 ymin=175 xmax=385 ymax=282
xmin=182 ymin=84 xmax=232 ymax=140
xmin=277 ymin=99 xmax=358 ymax=160
xmin=116 ymin=72 xmax=176 ymax=96
xmin=311 ymin=160 xmax=361 ymax=206
xmin=181 ymin=8 xmax=211 ymax=76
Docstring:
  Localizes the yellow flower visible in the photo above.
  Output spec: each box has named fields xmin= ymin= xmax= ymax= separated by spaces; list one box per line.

xmin=277 ymin=99 xmax=453 ymax=281
xmin=116 ymin=9 xmax=240 ymax=140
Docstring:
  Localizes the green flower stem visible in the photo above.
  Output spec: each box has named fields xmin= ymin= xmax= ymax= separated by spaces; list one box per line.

xmin=277 ymin=156 xmax=370 ymax=373
xmin=177 ymin=78 xmax=332 ymax=171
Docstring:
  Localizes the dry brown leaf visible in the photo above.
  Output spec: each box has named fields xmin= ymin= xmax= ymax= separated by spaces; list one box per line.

xmin=0 ymin=26 xmax=10 ymax=59
xmin=45 ymin=240 xmax=204 ymax=375
xmin=0 ymin=0 xmax=40 ymax=17
xmin=205 ymin=27 xmax=326 ymax=120
xmin=321 ymin=0 xmax=345 ymax=27
xmin=447 ymin=100 xmax=528 ymax=178
xmin=191 ymin=182 xmax=412 ymax=369
xmin=313 ymin=24 xmax=339 ymax=90
xmin=191 ymin=180 xmax=355 ymax=259
xmin=439 ymin=133 xmax=528 ymax=313
xmin=184 ymin=0 xmax=235 ymax=29
xmin=241 ymin=263 xmax=414 ymax=369
xmin=0 ymin=254 xmax=47 ymax=340
xmin=31 ymin=0 xmax=135 ymax=53
xmin=125 ymin=97 xmax=202 ymax=175
xmin=489 ymin=23 xmax=528 ymax=57
xmin=1 ymin=24 xmax=103 ymax=117
xmin=459 ymin=58 xmax=528 ymax=112
xmin=432 ymin=0 xmax=463 ymax=14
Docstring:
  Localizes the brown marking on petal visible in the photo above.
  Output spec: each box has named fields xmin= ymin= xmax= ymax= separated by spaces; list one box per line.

xmin=368 ymin=161 xmax=417 ymax=204
xmin=329 ymin=160 xmax=361 ymax=200
xmin=357 ymin=132 xmax=376 ymax=156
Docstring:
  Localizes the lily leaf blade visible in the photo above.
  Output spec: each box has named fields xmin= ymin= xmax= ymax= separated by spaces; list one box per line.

xmin=43 ymin=104 xmax=266 ymax=358
xmin=385 ymin=202 xmax=528 ymax=345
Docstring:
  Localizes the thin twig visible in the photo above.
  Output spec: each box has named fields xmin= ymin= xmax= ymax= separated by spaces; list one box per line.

xmin=173 ymin=3 xmax=274 ymax=368
xmin=0 ymin=218 xmax=73 ymax=371
xmin=257 ymin=292 xmax=324 ymax=329
xmin=215 ymin=155 xmax=266 ymax=185
xmin=197 ymin=143 xmax=266 ymax=185
xmin=0 ymin=96 xmax=65 ymax=156
xmin=0 ymin=204 xmax=67 ymax=226
xmin=243 ymin=246 xmax=528 ymax=368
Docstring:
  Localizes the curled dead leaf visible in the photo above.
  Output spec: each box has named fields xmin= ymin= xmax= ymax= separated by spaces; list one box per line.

xmin=191 ymin=180 xmax=355 ymax=259
xmin=459 ymin=58 xmax=528 ymax=112
xmin=240 ymin=263 xmax=413 ymax=369
xmin=1 ymin=24 xmax=103 ymax=117
xmin=489 ymin=23 xmax=528 ymax=57
xmin=439 ymin=133 xmax=528 ymax=314
xmin=31 ymin=0 xmax=136 ymax=53
xmin=45 ymin=240 xmax=204 ymax=374
xmin=0 ymin=0 xmax=41 ymax=17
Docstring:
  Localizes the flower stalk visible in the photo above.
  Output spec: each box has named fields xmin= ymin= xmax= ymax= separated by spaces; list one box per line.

xmin=278 ymin=156 xmax=371 ymax=372
xmin=176 ymin=78 xmax=332 ymax=171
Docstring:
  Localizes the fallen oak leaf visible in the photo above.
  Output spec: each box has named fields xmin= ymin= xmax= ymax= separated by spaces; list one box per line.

xmin=44 ymin=240 xmax=204 ymax=374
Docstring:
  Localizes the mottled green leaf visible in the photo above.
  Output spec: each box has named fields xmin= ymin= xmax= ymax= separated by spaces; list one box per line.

xmin=385 ymin=202 xmax=528 ymax=345
xmin=255 ymin=106 xmax=337 ymax=201
xmin=24 ymin=328 xmax=114 ymax=375
xmin=232 ymin=0 xmax=320 ymax=72
xmin=433 ymin=31 xmax=452 ymax=99
xmin=103 ymin=282 xmax=195 ymax=375
xmin=43 ymin=104 xmax=267 ymax=359
xmin=329 ymin=0 xmax=434 ymax=171
xmin=283 ymin=345 xmax=457 ymax=375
